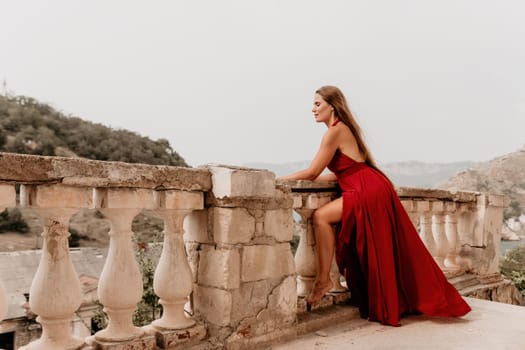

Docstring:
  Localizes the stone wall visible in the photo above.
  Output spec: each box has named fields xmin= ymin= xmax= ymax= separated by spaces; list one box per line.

xmin=188 ymin=166 xmax=297 ymax=349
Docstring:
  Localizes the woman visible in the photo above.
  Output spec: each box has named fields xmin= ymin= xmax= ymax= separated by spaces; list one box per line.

xmin=279 ymin=85 xmax=471 ymax=326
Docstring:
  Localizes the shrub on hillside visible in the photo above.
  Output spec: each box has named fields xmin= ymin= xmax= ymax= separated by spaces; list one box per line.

xmin=0 ymin=95 xmax=187 ymax=166
xmin=500 ymin=244 xmax=525 ymax=296
xmin=0 ymin=208 xmax=29 ymax=233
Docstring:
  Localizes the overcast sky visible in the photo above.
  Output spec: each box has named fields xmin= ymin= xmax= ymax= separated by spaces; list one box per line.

xmin=1 ymin=1 xmax=524 ymax=167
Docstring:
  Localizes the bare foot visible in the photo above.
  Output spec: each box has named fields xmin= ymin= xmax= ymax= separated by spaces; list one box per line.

xmin=306 ymin=280 xmax=333 ymax=305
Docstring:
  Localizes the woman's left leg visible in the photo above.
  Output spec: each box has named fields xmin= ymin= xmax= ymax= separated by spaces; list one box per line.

xmin=307 ymin=197 xmax=343 ymax=305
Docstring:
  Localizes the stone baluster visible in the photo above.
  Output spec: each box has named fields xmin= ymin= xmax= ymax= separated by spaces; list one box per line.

xmin=92 ymin=188 xmax=153 ymax=343
xmin=293 ymin=206 xmax=317 ymax=297
xmin=152 ymin=190 xmax=203 ymax=330
xmin=401 ymin=199 xmax=419 ymax=228
xmin=431 ymin=201 xmax=447 ymax=268
xmin=0 ymin=183 xmax=16 ymax=323
xmin=455 ymin=203 xmax=474 ymax=271
xmin=444 ymin=202 xmax=460 ymax=271
xmin=294 ymin=193 xmax=343 ymax=296
xmin=417 ymin=201 xmax=437 ymax=256
xmin=19 ymin=184 xmax=91 ymax=350
xmin=329 ymin=254 xmax=347 ymax=292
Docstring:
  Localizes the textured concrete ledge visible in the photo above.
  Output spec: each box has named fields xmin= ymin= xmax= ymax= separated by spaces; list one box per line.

xmin=278 ymin=179 xmax=485 ymax=203
xmin=0 ymin=152 xmax=211 ymax=191
xmin=273 ymin=297 xmax=525 ymax=350
xmin=187 ymin=304 xmax=362 ymax=350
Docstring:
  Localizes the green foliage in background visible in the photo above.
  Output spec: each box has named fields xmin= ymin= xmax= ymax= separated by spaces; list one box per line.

xmin=133 ymin=239 xmax=163 ymax=327
xmin=0 ymin=95 xmax=187 ymax=166
xmin=500 ymin=244 xmax=525 ymax=296
xmin=92 ymin=231 xmax=164 ymax=331
xmin=0 ymin=208 xmax=29 ymax=233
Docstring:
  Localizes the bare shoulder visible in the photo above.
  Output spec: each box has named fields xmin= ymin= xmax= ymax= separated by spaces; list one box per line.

xmin=335 ymin=122 xmax=364 ymax=161
xmin=331 ymin=121 xmax=356 ymax=141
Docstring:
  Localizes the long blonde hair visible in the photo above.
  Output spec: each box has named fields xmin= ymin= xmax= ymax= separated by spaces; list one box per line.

xmin=316 ymin=85 xmax=379 ymax=170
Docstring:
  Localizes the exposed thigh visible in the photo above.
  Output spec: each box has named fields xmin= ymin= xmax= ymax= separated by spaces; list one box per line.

xmin=314 ymin=197 xmax=343 ymax=225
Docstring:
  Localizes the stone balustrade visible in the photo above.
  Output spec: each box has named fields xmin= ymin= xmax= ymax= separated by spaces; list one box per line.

xmin=397 ymin=187 xmax=506 ymax=282
xmin=0 ymin=152 xmax=510 ymax=349
xmin=283 ymin=181 xmax=508 ymax=308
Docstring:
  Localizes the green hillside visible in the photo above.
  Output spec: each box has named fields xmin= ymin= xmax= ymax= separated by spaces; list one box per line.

xmin=0 ymin=94 xmax=187 ymax=166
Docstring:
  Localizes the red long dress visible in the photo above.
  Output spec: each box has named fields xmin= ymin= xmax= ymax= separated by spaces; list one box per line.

xmin=328 ymin=150 xmax=471 ymax=326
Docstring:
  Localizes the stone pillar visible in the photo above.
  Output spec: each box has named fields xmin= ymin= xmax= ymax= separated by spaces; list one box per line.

xmin=417 ymin=201 xmax=437 ymax=256
xmin=151 ymin=190 xmax=203 ymax=330
xmin=0 ymin=183 xmax=15 ymax=323
xmin=92 ymin=188 xmax=155 ymax=346
xmin=471 ymin=194 xmax=507 ymax=279
xmin=329 ymin=254 xmax=347 ymax=292
xmin=444 ymin=202 xmax=460 ymax=271
xmin=456 ymin=203 xmax=474 ymax=271
xmin=19 ymin=184 xmax=91 ymax=350
xmin=401 ymin=199 xmax=419 ymax=227
xmin=195 ymin=166 xmax=296 ymax=347
xmin=431 ymin=201 xmax=447 ymax=268
xmin=294 ymin=193 xmax=344 ymax=296
xmin=293 ymin=206 xmax=317 ymax=297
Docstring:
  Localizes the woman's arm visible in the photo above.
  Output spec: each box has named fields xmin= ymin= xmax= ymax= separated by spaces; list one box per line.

xmin=315 ymin=172 xmax=337 ymax=182
xmin=277 ymin=128 xmax=339 ymax=181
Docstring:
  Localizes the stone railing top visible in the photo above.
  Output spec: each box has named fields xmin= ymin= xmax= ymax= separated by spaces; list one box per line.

xmin=396 ymin=187 xmax=479 ymax=202
xmin=276 ymin=179 xmax=338 ymax=192
xmin=277 ymin=180 xmax=506 ymax=207
xmin=0 ymin=152 xmax=211 ymax=191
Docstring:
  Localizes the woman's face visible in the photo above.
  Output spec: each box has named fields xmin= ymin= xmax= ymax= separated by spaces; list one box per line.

xmin=312 ymin=93 xmax=333 ymax=124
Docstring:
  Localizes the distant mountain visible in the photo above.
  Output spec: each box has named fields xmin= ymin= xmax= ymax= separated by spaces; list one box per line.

xmin=440 ymin=145 xmax=525 ymax=220
xmin=380 ymin=161 xmax=476 ymax=188
xmin=245 ymin=160 xmax=475 ymax=188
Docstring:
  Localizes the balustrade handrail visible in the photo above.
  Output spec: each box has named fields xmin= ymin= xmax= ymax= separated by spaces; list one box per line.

xmin=0 ymin=152 xmax=211 ymax=191
xmin=279 ymin=178 xmax=507 ymax=296
xmin=278 ymin=179 xmax=505 ymax=206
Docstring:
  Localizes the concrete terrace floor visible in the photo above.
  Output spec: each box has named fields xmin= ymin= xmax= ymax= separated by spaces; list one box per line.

xmin=272 ymin=298 xmax=525 ymax=350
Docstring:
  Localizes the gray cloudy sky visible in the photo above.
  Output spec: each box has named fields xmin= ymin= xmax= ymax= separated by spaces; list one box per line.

xmin=1 ymin=1 xmax=524 ymax=167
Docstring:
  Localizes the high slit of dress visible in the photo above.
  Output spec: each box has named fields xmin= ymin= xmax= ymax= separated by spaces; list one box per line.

xmin=328 ymin=150 xmax=471 ymax=326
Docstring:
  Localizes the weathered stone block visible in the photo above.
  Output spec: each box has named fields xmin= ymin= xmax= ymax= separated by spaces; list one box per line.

xmin=0 ymin=184 xmax=16 ymax=209
xmin=86 ymin=334 xmax=157 ymax=350
xmin=416 ymin=200 xmax=430 ymax=212
xmin=228 ymin=276 xmax=296 ymax=343
xmin=93 ymin=188 xmax=155 ymax=209
xmin=209 ymin=166 xmax=275 ymax=199
xmin=146 ymin=323 xmax=207 ymax=349
xmin=292 ymin=194 xmax=302 ymax=209
xmin=213 ymin=207 xmax=255 ymax=244
xmin=400 ymin=199 xmax=414 ymax=212
xmin=183 ymin=210 xmax=209 ymax=243
xmin=304 ymin=193 xmax=332 ymax=209
xmin=267 ymin=276 xmax=296 ymax=324
xmin=241 ymin=244 xmax=295 ymax=282
xmin=161 ymin=190 xmax=204 ymax=210
xmin=0 ymin=152 xmax=212 ymax=190
xmin=431 ymin=200 xmax=445 ymax=212
xmin=193 ymin=285 xmax=233 ymax=327
xmin=444 ymin=201 xmax=457 ymax=212
xmin=264 ymin=209 xmax=294 ymax=242
xmin=21 ymin=184 xmax=92 ymax=208
xmin=198 ymin=245 xmax=240 ymax=289
xmin=231 ymin=279 xmax=274 ymax=324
